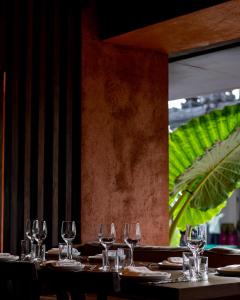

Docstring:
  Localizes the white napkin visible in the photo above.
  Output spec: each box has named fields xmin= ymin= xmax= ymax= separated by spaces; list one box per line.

xmin=88 ymin=253 xmax=102 ymax=260
xmin=221 ymin=264 xmax=240 ymax=271
xmin=0 ymin=253 xmax=19 ymax=261
xmin=56 ymin=260 xmax=82 ymax=267
xmin=47 ymin=247 xmax=80 ymax=257
xmin=0 ymin=253 xmax=11 ymax=257
xmin=162 ymin=257 xmax=183 ymax=265
xmin=122 ymin=266 xmax=171 ymax=278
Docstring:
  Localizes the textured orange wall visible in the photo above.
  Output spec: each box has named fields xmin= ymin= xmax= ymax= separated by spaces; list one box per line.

xmin=81 ymin=5 xmax=169 ymax=245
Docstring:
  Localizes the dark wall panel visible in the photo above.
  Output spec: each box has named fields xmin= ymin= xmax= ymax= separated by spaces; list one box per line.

xmin=1 ymin=0 xmax=81 ymax=253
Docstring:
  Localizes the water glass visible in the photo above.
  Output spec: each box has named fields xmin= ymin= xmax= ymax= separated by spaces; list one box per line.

xmin=198 ymin=256 xmax=208 ymax=280
xmin=40 ymin=244 xmax=46 ymax=261
xmin=189 ymin=255 xmax=208 ymax=281
xmin=102 ymin=250 xmax=119 ymax=271
xmin=189 ymin=256 xmax=199 ymax=281
xmin=182 ymin=251 xmax=192 ymax=279
xmin=102 ymin=250 xmax=110 ymax=271
xmin=109 ymin=250 xmax=117 ymax=270
xmin=25 ymin=219 xmax=35 ymax=259
xmin=59 ymin=243 xmax=69 ymax=260
xmin=116 ymin=248 xmax=131 ymax=271
xmin=20 ymin=239 xmax=30 ymax=261
xmin=32 ymin=244 xmax=37 ymax=260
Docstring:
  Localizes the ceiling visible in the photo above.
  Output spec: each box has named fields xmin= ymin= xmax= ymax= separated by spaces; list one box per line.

xmin=105 ymin=1 xmax=240 ymax=102
xmin=169 ymin=46 xmax=240 ymax=100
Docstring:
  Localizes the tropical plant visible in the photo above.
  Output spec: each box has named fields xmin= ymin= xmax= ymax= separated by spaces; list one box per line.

xmin=169 ymin=103 xmax=240 ymax=243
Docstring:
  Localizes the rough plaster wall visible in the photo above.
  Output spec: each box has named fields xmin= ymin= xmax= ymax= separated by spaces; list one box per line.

xmin=81 ymin=5 xmax=169 ymax=245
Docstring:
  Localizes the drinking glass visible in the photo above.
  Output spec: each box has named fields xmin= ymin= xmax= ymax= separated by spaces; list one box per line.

xmin=98 ymin=223 xmax=116 ymax=270
xmin=25 ymin=219 xmax=35 ymax=260
xmin=123 ymin=223 xmax=141 ymax=266
xmin=32 ymin=220 xmax=47 ymax=261
xmin=61 ymin=221 xmax=76 ymax=261
xmin=184 ymin=224 xmax=207 ymax=280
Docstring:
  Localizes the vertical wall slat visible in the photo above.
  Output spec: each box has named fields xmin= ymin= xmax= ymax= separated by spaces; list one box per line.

xmin=24 ymin=0 xmax=33 ymax=225
xmin=0 ymin=72 xmax=6 ymax=251
xmin=52 ymin=0 xmax=60 ymax=245
xmin=2 ymin=0 xmax=81 ymax=252
xmin=37 ymin=2 xmax=46 ymax=220
xmin=65 ymin=13 xmax=73 ymax=220
xmin=10 ymin=0 xmax=20 ymax=252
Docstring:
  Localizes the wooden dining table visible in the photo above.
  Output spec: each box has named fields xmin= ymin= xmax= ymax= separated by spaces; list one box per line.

xmin=118 ymin=271 xmax=240 ymax=300
xmin=1 ymin=259 xmax=240 ymax=300
xmin=38 ymin=261 xmax=240 ymax=300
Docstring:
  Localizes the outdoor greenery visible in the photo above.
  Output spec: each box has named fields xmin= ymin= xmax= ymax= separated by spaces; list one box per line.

xmin=169 ymin=104 xmax=240 ymax=244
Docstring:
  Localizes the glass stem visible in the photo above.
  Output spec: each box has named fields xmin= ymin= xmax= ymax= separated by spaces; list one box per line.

xmin=67 ymin=242 xmax=71 ymax=260
xmin=30 ymin=240 xmax=34 ymax=259
xmin=193 ymin=252 xmax=199 ymax=274
xmin=105 ymin=246 xmax=109 ymax=267
xmin=38 ymin=242 xmax=42 ymax=259
xmin=130 ymin=246 xmax=134 ymax=266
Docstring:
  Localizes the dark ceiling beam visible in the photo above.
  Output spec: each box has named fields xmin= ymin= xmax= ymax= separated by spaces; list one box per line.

xmin=97 ymin=0 xmax=230 ymax=39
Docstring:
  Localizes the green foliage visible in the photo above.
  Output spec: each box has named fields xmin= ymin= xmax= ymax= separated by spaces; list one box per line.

xmin=169 ymin=104 xmax=240 ymax=241
xmin=169 ymin=104 xmax=240 ymax=193
xmin=169 ymin=226 xmax=181 ymax=246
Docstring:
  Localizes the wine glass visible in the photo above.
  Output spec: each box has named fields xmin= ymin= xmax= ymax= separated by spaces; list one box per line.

xmin=123 ymin=223 xmax=141 ymax=266
xmin=185 ymin=224 xmax=207 ymax=280
xmin=61 ymin=221 xmax=76 ymax=261
xmin=25 ymin=219 xmax=35 ymax=260
xmin=32 ymin=220 xmax=47 ymax=261
xmin=98 ymin=223 xmax=116 ymax=270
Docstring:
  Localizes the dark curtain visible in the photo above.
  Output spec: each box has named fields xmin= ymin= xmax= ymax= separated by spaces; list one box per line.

xmin=0 ymin=0 xmax=81 ymax=254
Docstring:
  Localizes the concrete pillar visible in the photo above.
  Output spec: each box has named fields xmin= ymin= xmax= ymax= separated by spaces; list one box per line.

xmin=81 ymin=4 xmax=169 ymax=245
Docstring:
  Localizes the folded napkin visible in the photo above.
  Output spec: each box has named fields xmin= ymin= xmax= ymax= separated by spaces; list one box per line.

xmin=88 ymin=250 xmax=117 ymax=260
xmin=0 ymin=253 xmax=11 ymax=257
xmin=47 ymin=247 xmax=80 ymax=256
xmin=55 ymin=260 xmax=82 ymax=267
xmin=221 ymin=264 xmax=240 ymax=270
xmin=0 ymin=253 xmax=19 ymax=261
xmin=122 ymin=266 xmax=171 ymax=278
xmin=45 ymin=260 xmax=84 ymax=271
xmin=163 ymin=257 xmax=183 ymax=266
xmin=88 ymin=253 xmax=102 ymax=260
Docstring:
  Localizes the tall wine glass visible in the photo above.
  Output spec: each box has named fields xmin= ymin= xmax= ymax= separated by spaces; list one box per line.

xmin=32 ymin=220 xmax=47 ymax=261
xmin=185 ymin=224 xmax=207 ymax=280
xmin=98 ymin=223 xmax=116 ymax=270
xmin=124 ymin=223 xmax=141 ymax=266
xmin=25 ymin=219 xmax=35 ymax=260
xmin=61 ymin=221 xmax=76 ymax=261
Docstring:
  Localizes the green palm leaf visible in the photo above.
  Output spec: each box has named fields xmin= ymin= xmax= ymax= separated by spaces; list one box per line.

xmin=169 ymin=104 xmax=240 ymax=194
xmin=169 ymin=104 xmax=240 ymax=242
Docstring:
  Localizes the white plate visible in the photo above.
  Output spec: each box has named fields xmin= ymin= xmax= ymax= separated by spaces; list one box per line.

xmin=158 ymin=262 xmax=182 ymax=270
xmin=88 ymin=254 xmax=102 ymax=260
xmin=217 ymin=265 xmax=240 ymax=276
xmin=120 ymin=272 xmax=171 ymax=282
xmin=0 ymin=255 xmax=19 ymax=262
xmin=51 ymin=262 xmax=85 ymax=271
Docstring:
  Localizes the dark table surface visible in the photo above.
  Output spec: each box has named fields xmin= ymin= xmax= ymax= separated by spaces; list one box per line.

xmin=1 ymin=259 xmax=240 ymax=300
xmin=39 ymin=260 xmax=240 ymax=300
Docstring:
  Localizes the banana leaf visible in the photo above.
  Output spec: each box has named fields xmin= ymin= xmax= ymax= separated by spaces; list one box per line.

xmin=169 ymin=104 xmax=240 ymax=242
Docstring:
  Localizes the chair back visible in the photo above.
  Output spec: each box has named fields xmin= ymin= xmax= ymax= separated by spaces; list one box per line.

xmin=0 ymin=261 xmax=40 ymax=300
